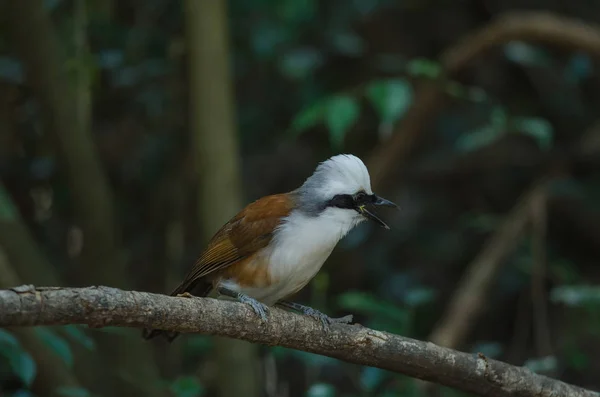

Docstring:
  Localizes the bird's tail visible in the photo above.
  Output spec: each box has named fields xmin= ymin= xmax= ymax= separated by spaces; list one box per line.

xmin=142 ymin=278 xmax=213 ymax=342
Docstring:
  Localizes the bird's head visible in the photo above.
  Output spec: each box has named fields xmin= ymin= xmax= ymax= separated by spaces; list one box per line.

xmin=294 ymin=154 xmax=398 ymax=230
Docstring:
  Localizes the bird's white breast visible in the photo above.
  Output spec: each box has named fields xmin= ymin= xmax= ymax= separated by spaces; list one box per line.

xmin=221 ymin=208 xmax=362 ymax=305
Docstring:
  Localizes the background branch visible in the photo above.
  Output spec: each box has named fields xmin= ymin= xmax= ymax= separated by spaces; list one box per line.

xmin=368 ymin=11 xmax=600 ymax=190
xmin=428 ymin=180 xmax=547 ymax=349
xmin=184 ymin=0 xmax=261 ymax=395
xmin=531 ymin=190 xmax=554 ymax=362
xmin=3 ymin=0 xmax=120 ymax=287
xmin=0 ymin=285 xmax=598 ymax=397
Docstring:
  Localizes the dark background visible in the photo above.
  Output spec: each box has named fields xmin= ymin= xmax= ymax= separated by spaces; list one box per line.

xmin=0 ymin=0 xmax=599 ymax=396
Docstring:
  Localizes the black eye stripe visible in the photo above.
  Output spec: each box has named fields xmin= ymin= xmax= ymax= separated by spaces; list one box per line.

xmin=326 ymin=194 xmax=355 ymax=210
xmin=326 ymin=191 xmax=374 ymax=210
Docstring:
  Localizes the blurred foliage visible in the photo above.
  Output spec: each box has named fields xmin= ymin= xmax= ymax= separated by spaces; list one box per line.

xmin=0 ymin=329 xmax=36 ymax=389
xmin=1 ymin=0 xmax=600 ymax=396
xmin=169 ymin=376 xmax=205 ymax=397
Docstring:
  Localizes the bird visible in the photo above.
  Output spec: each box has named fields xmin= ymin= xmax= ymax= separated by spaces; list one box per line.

xmin=142 ymin=154 xmax=397 ymax=342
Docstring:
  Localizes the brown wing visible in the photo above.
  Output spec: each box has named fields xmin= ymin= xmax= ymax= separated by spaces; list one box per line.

xmin=170 ymin=193 xmax=294 ymax=296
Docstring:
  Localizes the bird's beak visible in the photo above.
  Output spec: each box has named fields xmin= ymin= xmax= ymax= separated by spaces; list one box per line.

xmin=357 ymin=195 xmax=398 ymax=230
xmin=373 ymin=195 xmax=398 ymax=208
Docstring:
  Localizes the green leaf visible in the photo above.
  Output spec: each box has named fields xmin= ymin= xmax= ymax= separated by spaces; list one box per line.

xmin=503 ymin=41 xmax=551 ymax=67
xmin=183 ymin=335 xmax=213 ymax=355
xmin=512 ymin=117 xmax=553 ymax=151
xmin=290 ymin=100 xmax=328 ymax=135
xmin=360 ymin=366 xmax=387 ymax=392
xmin=337 ymin=291 xmax=409 ymax=324
xmin=455 ymin=125 xmax=502 ymax=152
xmin=459 ymin=212 xmax=500 ymax=232
xmin=290 ymin=350 xmax=339 ymax=367
xmin=551 ymin=285 xmax=600 ymax=306
xmin=471 ymin=341 xmax=503 ymax=359
xmin=0 ymin=328 xmax=19 ymax=347
xmin=169 ymin=376 xmax=204 ymax=397
xmin=565 ymin=345 xmax=588 ymax=371
xmin=279 ymin=48 xmax=324 ymax=80
xmin=56 ymin=387 xmax=92 ymax=397
xmin=271 ymin=346 xmax=340 ymax=367
xmin=455 ymin=106 xmax=507 ymax=152
xmin=444 ymin=81 xmax=468 ymax=99
xmin=406 ymin=58 xmax=442 ymax=78
xmin=36 ymin=328 xmax=73 ymax=367
xmin=490 ymin=107 xmax=507 ymax=127
xmin=306 ymin=383 xmax=335 ymax=397
xmin=0 ymin=333 xmax=36 ymax=387
xmin=366 ymin=79 xmax=412 ymax=124
xmin=403 ymin=287 xmax=436 ymax=307
xmin=93 ymin=326 xmax=132 ymax=335
xmin=44 ymin=0 xmax=63 ymax=11
xmin=0 ymin=56 xmax=24 ymax=84
xmin=62 ymin=325 xmax=95 ymax=351
xmin=270 ymin=346 xmax=294 ymax=360
xmin=325 ymin=95 xmax=360 ymax=151
xmin=549 ymin=259 xmax=581 ymax=284
xmin=330 ymin=31 xmax=366 ymax=56
xmin=12 ymin=391 xmax=36 ymax=397
xmin=278 ymin=0 xmax=317 ymax=23
xmin=467 ymin=87 xmax=489 ymax=103
xmin=0 ymin=184 xmax=19 ymax=221
xmin=445 ymin=82 xmax=490 ymax=103
xmin=8 ymin=349 xmax=36 ymax=386
xmin=523 ymin=355 xmax=558 ymax=373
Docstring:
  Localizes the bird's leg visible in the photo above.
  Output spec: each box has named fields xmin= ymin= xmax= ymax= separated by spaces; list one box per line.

xmin=217 ymin=286 xmax=269 ymax=322
xmin=276 ymin=300 xmax=353 ymax=330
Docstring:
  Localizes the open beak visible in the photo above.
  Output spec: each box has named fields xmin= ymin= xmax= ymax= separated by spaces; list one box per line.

xmin=357 ymin=195 xmax=399 ymax=230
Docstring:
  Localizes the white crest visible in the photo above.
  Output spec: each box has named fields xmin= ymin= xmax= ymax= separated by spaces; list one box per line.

xmin=299 ymin=154 xmax=373 ymax=201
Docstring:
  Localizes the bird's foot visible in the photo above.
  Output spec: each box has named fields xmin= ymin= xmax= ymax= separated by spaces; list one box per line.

xmin=217 ymin=286 xmax=269 ymax=322
xmin=302 ymin=306 xmax=353 ymax=331
xmin=176 ymin=292 xmax=194 ymax=298
xmin=277 ymin=301 xmax=352 ymax=331
xmin=238 ymin=294 xmax=270 ymax=322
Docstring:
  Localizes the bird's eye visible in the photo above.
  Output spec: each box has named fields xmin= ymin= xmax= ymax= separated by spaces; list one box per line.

xmin=354 ymin=191 xmax=366 ymax=202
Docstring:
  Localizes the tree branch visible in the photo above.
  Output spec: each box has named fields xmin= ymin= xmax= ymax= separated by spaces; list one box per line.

xmin=0 ymin=285 xmax=597 ymax=397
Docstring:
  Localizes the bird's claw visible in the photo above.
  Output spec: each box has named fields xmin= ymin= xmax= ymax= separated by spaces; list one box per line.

xmin=239 ymin=295 xmax=269 ymax=322
xmin=300 ymin=307 xmax=353 ymax=331
xmin=176 ymin=292 xmax=194 ymax=298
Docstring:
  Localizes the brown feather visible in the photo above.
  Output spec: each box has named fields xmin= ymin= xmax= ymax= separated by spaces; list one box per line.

xmin=220 ymin=253 xmax=273 ymax=288
xmin=170 ymin=193 xmax=294 ymax=296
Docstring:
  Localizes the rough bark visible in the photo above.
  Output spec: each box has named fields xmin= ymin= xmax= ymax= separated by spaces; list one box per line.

xmin=0 ymin=285 xmax=597 ymax=397
xmin=184 ymin=0 xmax=261 ymax=396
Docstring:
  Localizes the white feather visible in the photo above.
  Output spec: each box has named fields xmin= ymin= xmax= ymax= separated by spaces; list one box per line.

xmin=302 ymin=154 xmax=373 ymax=201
